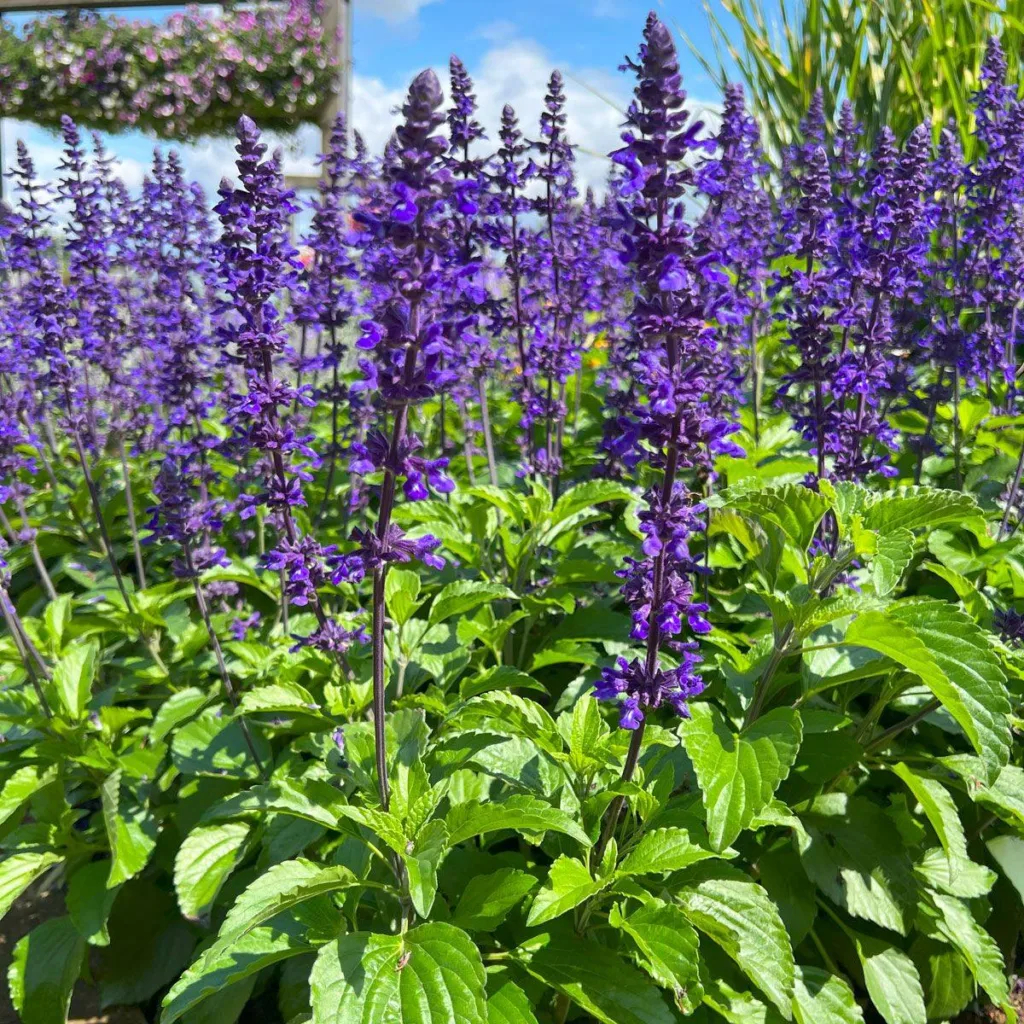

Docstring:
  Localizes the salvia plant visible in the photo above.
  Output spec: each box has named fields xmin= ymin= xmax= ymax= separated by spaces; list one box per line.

xmin=0 ymin=13 xmax=1022 ymax=1024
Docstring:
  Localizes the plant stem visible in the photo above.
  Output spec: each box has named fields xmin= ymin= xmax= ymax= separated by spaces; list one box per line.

xmin=592 ymin=720 xmax=646 ymax=869
xmin=182 ymin=539 xmax=266 ymax=778
xmin=0 ymin=590 xmax=52 ymax=718
xmin=862 ymin=698 xmax=941 ymax=756
xmin=745 ymin=624 xmax=794 ymax=727
xmin=117 ymin=434 xmax=146 ymax=592
xmin=0 ymin=502 xmax=57 ymax=602
xmin=478 ymin=377 xmax=499 ymax=487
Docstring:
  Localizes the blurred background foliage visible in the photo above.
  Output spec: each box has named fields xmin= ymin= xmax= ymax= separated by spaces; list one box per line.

xmin=682 ymin=0 xmax=1024 ymax=159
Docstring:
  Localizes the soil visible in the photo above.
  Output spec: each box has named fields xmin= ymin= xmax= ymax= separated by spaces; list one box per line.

xmin=953 ymin=988 xmax=1024 ymax=1024
xmin=0 ymin=879 xmax=145 ymax=1024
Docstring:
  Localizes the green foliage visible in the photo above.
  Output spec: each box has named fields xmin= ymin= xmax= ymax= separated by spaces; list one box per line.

xmin=1 ymin=375 xmax=1020 ymax=1024
xmin=688 ymin=0 xmax=1024 ymax=156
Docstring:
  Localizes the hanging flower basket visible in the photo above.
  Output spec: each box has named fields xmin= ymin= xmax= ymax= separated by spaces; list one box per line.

xmin=0 ymin=0 xmax=339 ymax=141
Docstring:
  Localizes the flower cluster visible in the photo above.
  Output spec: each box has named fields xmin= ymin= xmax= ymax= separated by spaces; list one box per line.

xmin=0 ymin=0 xmax=338 ymax=140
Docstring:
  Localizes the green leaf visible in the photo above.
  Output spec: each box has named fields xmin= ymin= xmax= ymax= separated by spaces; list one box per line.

xmin=174 ymin=822 xmax=252 ymax=922
xmin=386 ymin=568 xmax=422 ymax=626
xmin=924 ymin=892 xmax=1009 ymax=1006
xmin=0 ymin=765 xmax=57 ymax=829
xmin=682 ymin=704 xmax=802 ymax=851
xmin=891 ymin=763 xmax=969 ymax=883
xmin=66 ymin=861 xmax=118 ymax=946
xmin=486 ymin=980 xmax=538 ymax=1024
xmin=43 ymin=593 xmax=72 ymax=649
xmin=729 ymin=484 xmax=831 ymax=553
xmin=429 ymin=581 xmax=517 ymax=626
xmin=445 ymin=795 xmax=591 ymax=848
xmin=452 ymin=868 xmax=538 ymax=932
xmin=51 ymin=641 xmax=98 ymax=720
xmin=161 ymin=913 xmax=316 ymax=1024
xmin=792 ymin=966 xmax=864 ymax=1024
xmin=310 ymin=922 xmax=487 ymax=1024
xmin=847 ymin=601 xmax=1011 ymax=782
xmin=851 ymin=933 xmax=926 ymax=1024
xmin=526 ymin=855 xmax=605 ymax=926
xmin=618 ymin=824 xmax=722 ymax=875
xmin=872 ymin=529 xmax=915 ymax=596
xmin=403 ymin=818 xmax=447 ymax=919
xmin=676 ymin=864 xmax=795 ymax=1019
xmin=556 ymin=696 xmax=611 ymax=774
xmin=220 ymin=859 xmax=379 ymax=942
xmin=101 ymin=769 xmax=158 ymax=888
xmin=202 ymin=776 xmax=349 ymax=831
xmin=609 ymin=899 xmax=702 ymax=1012
xmin=986 ymin=834 xmax=1024 ymax=902
xmin=237 ymin=682 xmax=322 ymax=717
xmin=151 ymin=687 xmax=209 ymax=742
xmin=0 ymin=852 xmax=61 ymax=922
xmin=515 ymin=932 xmax=675 ymax=1024
xmin=860 ymin=487 xmax=981 ymax=533
xmin=8 ymin=916 xmax=85 ymax=1024
xmin=172 ymin=710 xmax=271 ymax=781
xmin=943 ymin=759 xmax=1024 ymax=831
xmin=797 ymin=794 xmax=917 ymax=935
xmin=547 ymin=480 xmax=635 ymax=529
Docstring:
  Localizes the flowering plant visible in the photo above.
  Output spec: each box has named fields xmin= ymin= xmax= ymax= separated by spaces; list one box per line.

xmin=0 ymin=14 xmax=1020 ymax=1024
xmin=0 ymin=0 xmax=338 ymax=140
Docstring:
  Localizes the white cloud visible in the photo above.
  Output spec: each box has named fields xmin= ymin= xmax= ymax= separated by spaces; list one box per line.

xmin=356 ymin=0 xmax=440 ymax=25
xmin=2 ymin=33 xmax=718 ymax=212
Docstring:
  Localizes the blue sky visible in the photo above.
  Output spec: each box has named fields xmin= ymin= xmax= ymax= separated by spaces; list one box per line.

xmin=2 ymin=0 xmax=730 ymax=199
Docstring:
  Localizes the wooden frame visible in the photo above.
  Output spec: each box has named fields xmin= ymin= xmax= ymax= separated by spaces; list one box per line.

xmin=0 ymin=0 xmax=352 ymax=191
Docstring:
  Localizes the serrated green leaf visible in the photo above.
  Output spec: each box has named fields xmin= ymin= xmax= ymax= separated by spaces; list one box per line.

xmin=891 ymin=763 xmax=969 ymax=884
xmin=404 ymin=818 xmax=447 ymax=919
xmin=609 ymin=899 xmax=702 ymax=1012
xmin=860 ymin=487 xmax=981 ymax=533
xmin=237 ymin=682 xmax=322 ymax=717
xmin=161 ymin=912 xmax=315 ymax=1024
xmin=872 ymin=529 xmax=915 ymax=596
xmin=526 ymin=855 xmax=605 ymax=926
xmin=174 ymin=822 xmax=251 ymax=922
xmin=682 ymin=704 xmax=802 ymax=851
xmin=486 ymin=980 xmax=538 ymax=1024
xmin=8 ymin=916 xmax=85 ymax=1024
xmin=429 ymin=581 xmax=517 ymax=625
xmin=310 ymin=922 xmax=487 ymax=1024
xmin=202 ymin=776 xmax=349 ymax=831
xmin=452 ymin=869 xmax=538 ymax=932
xmin=0 ymin=765 xmax=57 ymax=829
xmin=618 ymin=824 xmax=721 ymax=875
xmin=547 ymin=480 xmax=635 ymax=530
xmin=515 ymin=932 xmax=675 ymax=1024
xmin=852 ymin=933 xmax=926 ymax=1024
xmin=66 ymin=861 xmax=118 ymax=946
xmin=943 ymin=759 xmax=1024 ymax=831
xmin=220 ymin=859 xmax=382 ymax=942
xmin=847 ymin=602 xmax=1011 ymax=782
xmin=385 ymin=568 xmax=422 ymax=626
xmin=0 ymin=851 xmax=60 ymax=923
xmin=151 ymin=687 xmax=209 ymax=742
xmin=445 ymin=795 xmax=591 ymax=848
xmin=729 ymin=484 xmax=830 ymax=553
xmin=986 ymin=834 xmax=1024 ymax=902
xmin=172 ymin=710 xmax=271 ymax=780
xmin=676 ymin=863 xmax=795 ymax=1019
xmin=797 ymin=795 xmax=917 ymax=935
xmin=51 ymin=641 xmax=98 ymax=720
xmin=101 ymin=769 xmax=158 ymax=888
xmin=924 ymin=892 xmax=1009 ymax=1006
xmin=792 ymin=966 xmax=864 ymax=1024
